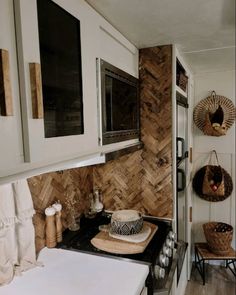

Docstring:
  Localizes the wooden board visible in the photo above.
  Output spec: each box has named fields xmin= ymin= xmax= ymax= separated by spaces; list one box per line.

xmin=196 ymin=243 xmax=236 ymax=260
xmin=0 ymin=49 xmax=13 ymax=116
xmin=29 ymin=62 xmax=44 ymax=119
xmin=91 ymin=221 xmax=158 ymax=254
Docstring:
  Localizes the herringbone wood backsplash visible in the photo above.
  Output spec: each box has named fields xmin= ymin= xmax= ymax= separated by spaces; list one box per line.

xmin=140 ymin=45 xmax=173 ymax=217
xmin=94 ymin=45 xmax=173 ymax=218
xmin=94 ymin=150 xmax=144 ymax=212
xmin=28 ymin=167 xmax=93 ymax=252
xmin=29 ymin=45 xmax=173 ymax=252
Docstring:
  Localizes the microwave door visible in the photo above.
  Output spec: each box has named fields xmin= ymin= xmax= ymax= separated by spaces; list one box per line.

xmin=99 ymin=58 xmax=139 ymax=145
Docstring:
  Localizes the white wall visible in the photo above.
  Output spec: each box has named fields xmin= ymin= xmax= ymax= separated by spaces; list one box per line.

xmin=192 ymin=70 xmax=235 ymax=251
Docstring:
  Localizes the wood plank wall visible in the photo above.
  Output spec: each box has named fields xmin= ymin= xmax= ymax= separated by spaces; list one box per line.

xmin=140 ymin=45 xmax=173 ymax=217
xmin=93 ymin=150 xmax=144 ymax=212
xmin=94 ymin=45 xmax=173 ymax=218
xmin=28 ymin=167 xmax=93 ymax=252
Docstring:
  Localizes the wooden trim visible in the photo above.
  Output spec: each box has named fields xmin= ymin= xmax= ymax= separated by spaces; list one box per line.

xmin=0 ymin=49 xmax=13 ymax=116
xmin=29 ymin=63 xmax=44 ymax=119
xmin=104 ymin=142 xmax=143 ymax=162
xmin=189 ymin=206 xmax=192 ymax=222
xmin=189 ymin=147 xmax=193 ymax=163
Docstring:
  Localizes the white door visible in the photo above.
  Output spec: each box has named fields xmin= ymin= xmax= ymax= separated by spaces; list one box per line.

xmin=176 ymin=91 xmax=193 ymax=284
xmin=174 ymin=48 xmax=193 ymax=284
xmin=186 ymin=78 xmax=194 ymax=280
xmin=176 ymin=100 xmax=188 ymax=242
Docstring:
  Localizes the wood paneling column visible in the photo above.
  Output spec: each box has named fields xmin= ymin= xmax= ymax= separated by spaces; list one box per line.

xmin=139 ymin=45 xmax=173 ymax=217
xmin=94 ymin=45 xmax=173 ymax=218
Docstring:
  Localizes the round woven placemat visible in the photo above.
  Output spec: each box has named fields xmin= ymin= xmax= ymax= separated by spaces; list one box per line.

xmin=193 ymin=92 xmax=236 ymax=136
xmin=192 ymin=165 xmax=233 ymax=202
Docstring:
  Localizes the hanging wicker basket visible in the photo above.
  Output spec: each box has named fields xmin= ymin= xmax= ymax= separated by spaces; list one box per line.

xmin=193 ymin=91 xmax=236 ymax=136
xmin=202 ymin=165 xmax=225 ymax=197
xmin=203 ymin=222 xmax=233 ymax=255
xmin=192 ymin=150 xmax=233 ymax=202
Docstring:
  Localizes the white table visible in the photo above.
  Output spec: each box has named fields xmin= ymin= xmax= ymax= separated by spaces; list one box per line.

xmin=0 ymin=248 xmax=149 ymax=295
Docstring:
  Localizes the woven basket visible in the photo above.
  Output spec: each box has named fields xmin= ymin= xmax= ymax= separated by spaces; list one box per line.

xmin=193 ymin=91 xmax=236 ymax=136
xmin=202 ymin=165 xmax=225 ymax=197
xmin=178 ymin=72 xmax=188 ymax=92
xmin=203 ymin=111 xmax=227 ymax=136
xmin=203 ymin=222 xmax=233 ymax=255
xmin=192 ymin=150 xmax=233 ymax=202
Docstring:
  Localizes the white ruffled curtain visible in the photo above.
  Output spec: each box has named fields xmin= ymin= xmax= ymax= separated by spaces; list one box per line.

xmin=0 ymin=179 xmax=37 ymax=285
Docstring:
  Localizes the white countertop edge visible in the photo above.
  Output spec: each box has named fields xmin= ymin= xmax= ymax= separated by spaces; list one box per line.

xmin=0 ymin=248 xmax=149 ymax=295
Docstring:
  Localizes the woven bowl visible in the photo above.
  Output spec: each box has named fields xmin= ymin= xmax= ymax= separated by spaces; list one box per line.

xmin=203 ymin=222 xmax=233 ymax=255
xmin=111 ymin=210 xmax=143 ymax=235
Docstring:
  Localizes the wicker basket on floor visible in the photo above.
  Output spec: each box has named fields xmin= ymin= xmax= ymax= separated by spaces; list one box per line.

xmin=203 ymin=222 xmax=233 ymax=255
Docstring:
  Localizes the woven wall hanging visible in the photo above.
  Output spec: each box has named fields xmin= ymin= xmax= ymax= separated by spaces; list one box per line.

xmin=193 ymin=91 xmax=236 ymax=136
xmin=192 ymin=150 xmax=233 ymax=202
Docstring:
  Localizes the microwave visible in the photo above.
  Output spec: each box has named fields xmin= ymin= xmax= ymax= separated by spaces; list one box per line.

xmin=97 ymin=59 xmax=140 ymax=145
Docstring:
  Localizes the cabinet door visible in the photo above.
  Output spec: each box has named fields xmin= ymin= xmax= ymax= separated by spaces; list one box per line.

xmin=14 ymin=0 xmax=99 ymax=164
xmin=0 ymin=0 xmax=24 ymax=177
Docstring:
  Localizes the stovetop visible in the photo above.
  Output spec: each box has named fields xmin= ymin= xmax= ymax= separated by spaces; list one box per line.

xmin=59 ymin=211 xmax=172 ymax=266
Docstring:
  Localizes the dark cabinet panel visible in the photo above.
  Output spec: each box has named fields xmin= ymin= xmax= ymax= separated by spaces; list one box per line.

xmin=37 ymin=0 xmax=84 ymax=138
xmin=105 ymin=76 xmax=138 ymax=132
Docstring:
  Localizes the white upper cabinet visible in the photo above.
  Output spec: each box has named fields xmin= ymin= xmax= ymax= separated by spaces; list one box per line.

xmin=0 ymin=0 xmax=24 ymax=175
xmin=0 ymin=0 xmax=138 ymax=179
xmin=14 ymin=0 xmax=99 ymax=164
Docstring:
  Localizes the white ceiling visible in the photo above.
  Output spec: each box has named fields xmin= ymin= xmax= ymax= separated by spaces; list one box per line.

xmin=85 ymin=0 xmax=235 ymax=74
